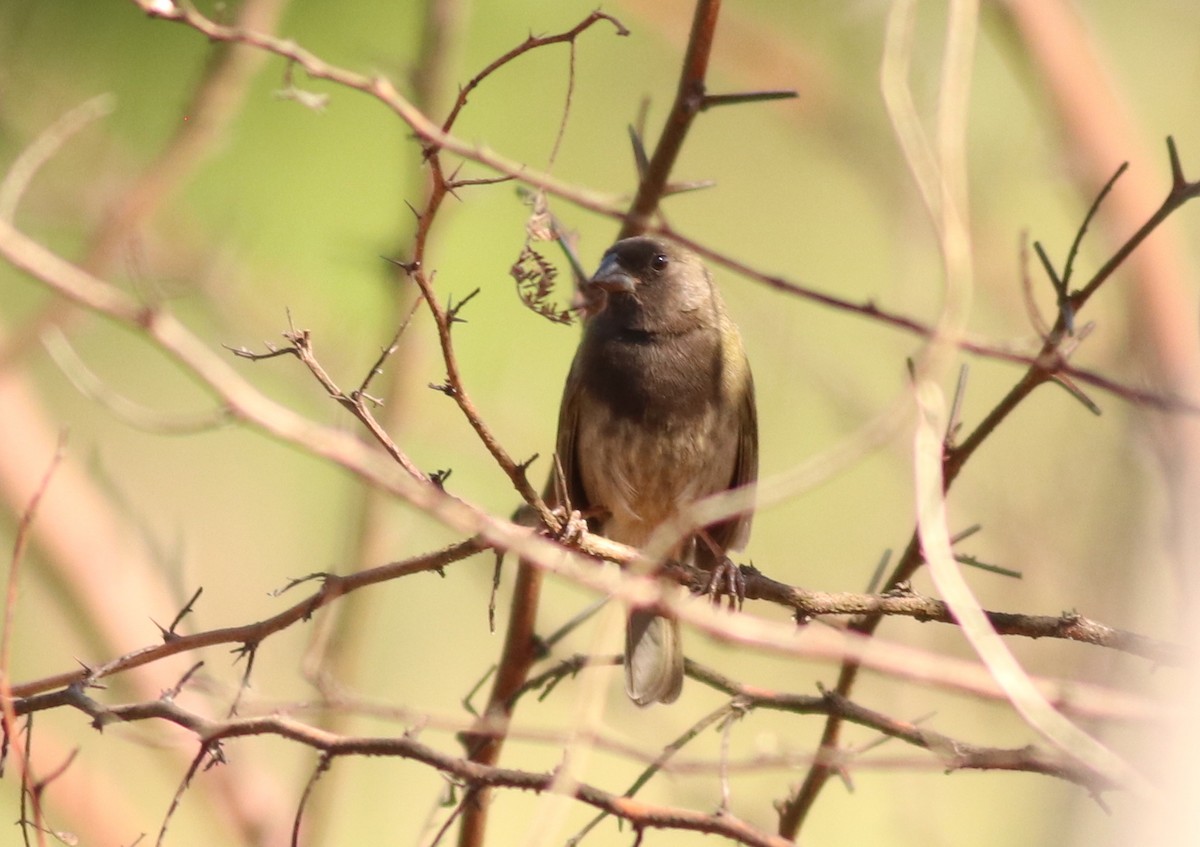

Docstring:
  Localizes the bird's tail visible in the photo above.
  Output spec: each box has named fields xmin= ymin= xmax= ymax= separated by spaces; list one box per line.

xmin=625 ymin=611 xmax=684 ymax=706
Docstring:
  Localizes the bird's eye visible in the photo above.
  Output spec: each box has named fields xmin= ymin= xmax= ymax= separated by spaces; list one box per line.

xmin=651 ymin=253 xmax=669 ymax=272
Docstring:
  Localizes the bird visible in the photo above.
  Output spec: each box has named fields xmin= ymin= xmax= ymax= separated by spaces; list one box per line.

xmin=552 ymin=235 xmax=758 ymax=705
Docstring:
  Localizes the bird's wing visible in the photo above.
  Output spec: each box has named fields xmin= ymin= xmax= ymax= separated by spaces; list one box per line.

xmin=548 ymin=353 xmax=592 ymax=518
xmin=710 ymin=358 xmax=758 ymax=553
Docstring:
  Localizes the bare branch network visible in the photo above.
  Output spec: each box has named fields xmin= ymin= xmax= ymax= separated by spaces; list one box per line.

xmin=0 ymin=1 xmax=1197 ymax=846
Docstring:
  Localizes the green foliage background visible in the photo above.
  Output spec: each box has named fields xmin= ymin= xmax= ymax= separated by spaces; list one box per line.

xmin=1 ymin=1 xmax=1198 ymax=845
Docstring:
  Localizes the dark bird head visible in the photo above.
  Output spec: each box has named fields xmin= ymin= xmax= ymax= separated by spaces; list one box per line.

xmin=587 ymin=236 xmax=723 ymax=334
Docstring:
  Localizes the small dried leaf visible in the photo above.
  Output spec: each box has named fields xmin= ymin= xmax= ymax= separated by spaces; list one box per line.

xmin=510 ymin=244 xmax=574 ymax=325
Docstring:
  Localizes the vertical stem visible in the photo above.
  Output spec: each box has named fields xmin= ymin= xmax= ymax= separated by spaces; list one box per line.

xmin=619 ymin=0 xmax=722 ymax=237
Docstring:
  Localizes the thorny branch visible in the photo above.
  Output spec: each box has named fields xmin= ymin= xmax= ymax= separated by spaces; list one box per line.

xmin=9 ymin=539 xmax=483 ymax=702
xmin=437 ymin=11 xmax=628 ymax=137
xmin=619 ymin=0 xmax=723 ymax=236
xmin=388 ymin=5 xmax=633 ymax=528
xmin=9 ymin=540 xmax=1181 ymax=711
xmin=16 ymin=655 xmax=1123 ymax=847
xmin=685 ymin=663 xmax=1119 ymax=792
xmin=228 ymin=326 xmax=428 ymax=481
xmin=56 ymin=685 xmax=800 ymax=847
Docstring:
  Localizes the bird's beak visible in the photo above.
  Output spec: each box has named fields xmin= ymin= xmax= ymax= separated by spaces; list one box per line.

xmin=589 ymin=254 xmax=637 ymax=294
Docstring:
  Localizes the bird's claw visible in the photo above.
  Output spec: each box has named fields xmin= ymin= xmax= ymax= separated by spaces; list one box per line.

xmin=552 ymin=507 xmax=588 ymax=546
xmin=703 ymin=556 xmax=746 ymax=611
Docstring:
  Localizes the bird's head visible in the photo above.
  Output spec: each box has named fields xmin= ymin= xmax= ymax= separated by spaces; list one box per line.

xmin=587 ymin=236 xmax=721 ymax=332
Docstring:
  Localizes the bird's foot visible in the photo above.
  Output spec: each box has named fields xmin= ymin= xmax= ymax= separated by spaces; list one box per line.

xmin=703 ymin=556 xmax=746 ymax=611
xmin=551 ymin=506 xmax=589 ymax=547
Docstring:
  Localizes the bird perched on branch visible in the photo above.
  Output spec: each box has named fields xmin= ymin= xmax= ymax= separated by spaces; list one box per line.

xmin=553 ymin=235 xmax=758 ymax=705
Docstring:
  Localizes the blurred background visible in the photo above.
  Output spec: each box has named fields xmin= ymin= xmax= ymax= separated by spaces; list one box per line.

xmin=1 ymin=0 xmax=1198 ymax=845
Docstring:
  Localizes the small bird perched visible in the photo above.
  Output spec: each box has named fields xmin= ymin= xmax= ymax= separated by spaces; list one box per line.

xmin=553 ymin=236 xmax=758 ymax=705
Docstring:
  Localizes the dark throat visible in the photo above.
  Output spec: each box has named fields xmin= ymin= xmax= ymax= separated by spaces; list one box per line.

xmin=579 ymin=321 xmax=725 ymax=426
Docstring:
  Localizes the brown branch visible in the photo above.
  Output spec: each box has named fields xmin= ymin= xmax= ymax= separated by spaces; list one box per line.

xmin=391 ymin=21 xmax=626 ymax=846
xmin=455 ymin=559 xmax=544 ymax=847
xmin=60 ymin=688 xmax=795 ymax=847
xmin=571 ymin=697 xmax=744 ymax=843
xmin=723 ymin=565 xmax=1187 ymax=667
xmin=687 ymin=663 xmax=1118 ymax=793
xmin=229 ymin=326 xmax=428 ymax=481
xmin=388 ymin=15 xmax=632 ymax=531
xmin=25 ymin=746 xmax=79 ymax=847
xmin=658 ymin=224 xmax=1200 ymax=415
xmin=1072 ymin=138 xmax=1200 ymax=307
xmin=157 ymin=740 xmax=215 ymax=847
xmin=619 ymin=0 xmax=721 ymax=236
xmin=291 ymin=752 xmax=333 ymax=847
xmin=943 ymin=141 xmax=1200 ymax=487
xmin=401 ymin=19 xmax=622 ymax=844
xmin=438 ymin=12 xmax=628 ymax=137
xmin=10 ymin=538 xmax=483 ymax=704
xmin=409 ymin=259 xmax=548 ymax=513
xmin=381 ymin=10 xmax=628 ymax=517
xmin=37 ymin=653 xmax=1118 ymax=847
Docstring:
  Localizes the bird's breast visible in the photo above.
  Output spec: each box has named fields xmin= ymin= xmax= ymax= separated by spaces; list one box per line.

xmin=573 ymin=330 xmax=740 ymax=548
